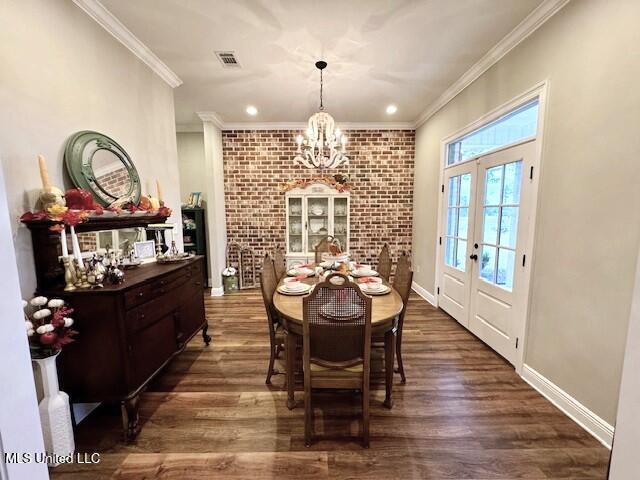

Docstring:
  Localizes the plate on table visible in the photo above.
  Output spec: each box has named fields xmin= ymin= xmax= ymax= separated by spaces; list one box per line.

xmin=352 ymin=268 xmax=379 ymax=278
xmin=359 ymin=282 xmax=391 ymax=296
xmin=287 ymin=266 xmax=314 ymax=277
xmin=320 ymin=301 xmax=365 ymax=321
xmin=277 ymin=283 xmax=312 ymax=296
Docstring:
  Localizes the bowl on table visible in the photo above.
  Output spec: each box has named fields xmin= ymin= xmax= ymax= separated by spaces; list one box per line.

xmin=287 ymin=265 xmax=314 ymax=277
xmin=352 ymin=266 xmax=378 ymax=277
xmin=278 ymin=278 xmax=311 ymax=295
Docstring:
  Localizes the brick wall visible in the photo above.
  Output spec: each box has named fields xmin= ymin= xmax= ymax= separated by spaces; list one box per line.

xmin=222 ymin=129 xmax=415 ymax=267
xmin=96 ymin=167 xmax=130 ymax=199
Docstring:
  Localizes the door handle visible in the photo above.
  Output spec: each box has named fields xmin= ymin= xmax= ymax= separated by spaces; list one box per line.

xmin=469 ymin=254 xmax=478 ymax=261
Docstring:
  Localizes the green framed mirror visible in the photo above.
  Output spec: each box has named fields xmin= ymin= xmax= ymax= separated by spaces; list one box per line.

xmin=64 ymin=130 xmax=141 ymax=207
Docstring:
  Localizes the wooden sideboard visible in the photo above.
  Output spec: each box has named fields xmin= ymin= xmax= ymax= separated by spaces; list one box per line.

xmin=38 ymin=256 xmax=209 ymax=441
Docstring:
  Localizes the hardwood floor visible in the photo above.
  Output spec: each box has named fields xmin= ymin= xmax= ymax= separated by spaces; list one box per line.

xmin=53 ymin=290 xmax=610 ymax=479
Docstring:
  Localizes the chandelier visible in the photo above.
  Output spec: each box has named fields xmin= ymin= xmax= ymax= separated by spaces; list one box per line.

xmin=294 ymin=61 xmax=348 ymax=169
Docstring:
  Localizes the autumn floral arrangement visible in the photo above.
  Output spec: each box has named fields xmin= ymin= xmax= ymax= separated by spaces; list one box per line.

xmin=23 ymin=296 xmax=78 ymax=358
xmin=280 ymin=174 xmax=352 ymax=193
xmin=20 ymin=187 xmax=172 ymax=233
xmin=20 ymin=155 xmax=171 ymax=232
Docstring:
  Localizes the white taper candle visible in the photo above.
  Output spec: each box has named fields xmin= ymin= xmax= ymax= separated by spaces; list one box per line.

xmin=60 ymin=226 xmax=68 ymax=257
xmin=70 ymin=225 xmax=82 ymax=263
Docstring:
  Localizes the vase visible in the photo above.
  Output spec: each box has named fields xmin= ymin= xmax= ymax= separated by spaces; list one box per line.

xmin=32 ymin=352 xmax=75 ymax=466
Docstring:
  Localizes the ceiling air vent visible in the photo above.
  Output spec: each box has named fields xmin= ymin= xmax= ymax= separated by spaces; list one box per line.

xmin=215 ymin=51 xmax=240 ymax=68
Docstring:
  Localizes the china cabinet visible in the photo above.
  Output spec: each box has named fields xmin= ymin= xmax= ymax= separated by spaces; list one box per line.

xmin=285 ymin=183 xmax=349 ymax=267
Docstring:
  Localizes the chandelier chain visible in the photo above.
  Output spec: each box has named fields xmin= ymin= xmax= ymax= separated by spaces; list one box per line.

xmin=293 ymin=60 xmax=348 ymax=169
xmin=319 ymin=68 xmax=324 ymax=111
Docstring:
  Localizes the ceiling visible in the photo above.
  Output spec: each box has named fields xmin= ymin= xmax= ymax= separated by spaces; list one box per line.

xmin=100 ymin=0 xmax=545 ymax=126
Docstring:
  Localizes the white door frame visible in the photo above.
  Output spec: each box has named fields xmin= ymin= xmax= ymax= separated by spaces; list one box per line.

xmin=433 ymin=80 xmax=549 ymax=374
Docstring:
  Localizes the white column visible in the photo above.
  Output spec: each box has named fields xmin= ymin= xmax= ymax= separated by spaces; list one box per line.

xmin=0 ymin=160 xmax=49 ymax=479
xmin=200 ymin=115 xmax=227 ymax=296
xmin=609 ymin=250 xmax=640 ymax=478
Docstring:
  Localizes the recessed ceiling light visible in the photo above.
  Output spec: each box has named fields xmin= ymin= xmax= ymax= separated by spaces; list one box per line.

xmin=246 ymin=105 xmax=258 ymax=116
xmin=386 ymin=105 xmax=397 ymax=115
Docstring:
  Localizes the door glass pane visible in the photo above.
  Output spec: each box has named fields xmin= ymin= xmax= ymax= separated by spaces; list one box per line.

xmin=496 ymin=248 xmax=516 ymax=290
xmin=457 ymin=207 xmax=468 ymax=239
xmin=307 ymin=197 xmax=329 ymax=253
xmin=288 ymin=197 xmax=303 ymax=253
xmin=448 ymin=176 xmax=460 ymax=206
xmin=446 ymin=208 xmax=458 ymax=236
xmin=455 ymin=240 xmax=467 ymax=270
xmin=482 ymin=207 xmax=499 ymax=245
xmin=485 ymin=165 xmax=503 ymax=205
xmin=333 ymin=198 xmax=348 ymax=250
xmin=480 ymin=245 xmax=496 ymax=283
xmin=459 ymin=173 xmax=471 ymax=207
xmin=503 ymin=161 xmax=522 ymax=204
xmin=445 ymin=237 xmax=455 ymax=267
xmin=499 ymin=207 xmax=519 ymax=248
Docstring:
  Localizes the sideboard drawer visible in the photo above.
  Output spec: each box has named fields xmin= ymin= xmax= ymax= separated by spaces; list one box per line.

xmin=126 ymin=294 xmax=177 ymax=333
xmin=124 ymin=268 xmax=190 ymax=309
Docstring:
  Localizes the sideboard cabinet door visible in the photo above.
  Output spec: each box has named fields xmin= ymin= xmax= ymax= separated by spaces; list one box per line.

xmin=127 ymin=305 xmax=178 ymax=388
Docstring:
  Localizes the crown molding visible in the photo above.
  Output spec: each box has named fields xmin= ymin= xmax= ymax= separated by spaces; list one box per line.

xmin=195 ymin=116 xmax=415 ymax=131
xmin=414 ymin=0 xmax=570 ymax=128
xmin=196 ymin=112 xmax=225 ymax=129
xmin=72 ymin=0 xmax=183 ymax=88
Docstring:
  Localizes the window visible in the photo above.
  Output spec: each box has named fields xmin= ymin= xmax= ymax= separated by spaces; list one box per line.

xmin=447 ymin=99 xmax=539 ymax=166
xmin=444 ymin=173 xmax=471 ymax=271
xmin=479 ymin=160 xmax=522 ymax=290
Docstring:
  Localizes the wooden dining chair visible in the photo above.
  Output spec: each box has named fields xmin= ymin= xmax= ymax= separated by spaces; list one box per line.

xmin=377 ymin=243 xmax=392 ymax=281
xmin=259 ymin=254 xmax=285 ymax=384
xmin=392 ymin=252 xmax=413 ymax=383
xmin=302 ymin=272 xmax=372 ymax=448
xmin=273 ymin=247 xmax=286 ymax=281
xmin=314 ymin=235 xmax=334 ymax=263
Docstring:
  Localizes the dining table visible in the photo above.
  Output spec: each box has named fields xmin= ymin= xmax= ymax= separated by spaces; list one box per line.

xmin=273 ymin=273 xmax=404 ymax=410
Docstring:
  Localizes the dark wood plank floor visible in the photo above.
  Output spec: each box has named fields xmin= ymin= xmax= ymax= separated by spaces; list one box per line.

xmin=52 ymin=290 xmax=610 ymax=479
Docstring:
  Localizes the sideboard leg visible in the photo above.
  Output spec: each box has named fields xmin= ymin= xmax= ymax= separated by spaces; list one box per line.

xmin=202 ymin=323 xmax=212 ymax=346
xmin=121 ymin=395 xmax=140 ymax=442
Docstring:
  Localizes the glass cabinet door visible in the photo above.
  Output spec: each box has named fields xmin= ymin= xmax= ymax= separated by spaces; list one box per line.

xmin=306 ymin=197 xmax=329 ymax=254
xmin=333 ymin=197 xmax=348 ymax=251
xmin=287 ymin=197 xmax=303 ymax=253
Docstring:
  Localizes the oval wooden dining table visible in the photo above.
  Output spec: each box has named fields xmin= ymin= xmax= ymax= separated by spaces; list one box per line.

xmin=273 ymin=276 xmax=403 ymax=410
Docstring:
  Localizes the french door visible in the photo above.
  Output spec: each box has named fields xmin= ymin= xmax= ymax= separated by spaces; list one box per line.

xmin=438 ymin=141 xmax=535 ymax=365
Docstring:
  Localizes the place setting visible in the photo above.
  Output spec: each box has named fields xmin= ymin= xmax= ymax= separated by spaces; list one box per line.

xmin=357 ymin=276 xmax=391 ymax=296
xmin=277 ymin=277 xmax=312 ymax=296
xmin=287 ymin=262 xmax=316 ymax=277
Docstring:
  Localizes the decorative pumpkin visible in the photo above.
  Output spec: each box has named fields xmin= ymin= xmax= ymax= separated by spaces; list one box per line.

xmin=65 ymin=188 xmax=96 ymax=210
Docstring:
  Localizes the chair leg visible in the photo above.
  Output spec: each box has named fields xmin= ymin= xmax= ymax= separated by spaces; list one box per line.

xmin=396 ymin=335 xmax=406 ymax=384
xmin=265 ymin=345 xmax=276 ymax=385
xmin=362 ymin=388 xmax=370 ymax=448
xmin=304 ymin=386 xmax=312 ymax=447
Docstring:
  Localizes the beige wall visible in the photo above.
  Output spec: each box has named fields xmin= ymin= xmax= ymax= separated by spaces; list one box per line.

xmin=0 ymin=0 xmax=182 ymax=297
xmin=176 ymin=132 xmax=207 ymax=204
xmin=412 ymin=0 xmax=640 ymax=424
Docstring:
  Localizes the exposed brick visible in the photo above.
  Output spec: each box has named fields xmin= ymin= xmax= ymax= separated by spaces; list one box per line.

xmin=222 ymin=129 xmax=415 ymax=266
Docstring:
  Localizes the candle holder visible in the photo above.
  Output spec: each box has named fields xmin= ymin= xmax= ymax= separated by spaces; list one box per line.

xmin=62 ymin=256 xmax=77 ymax=292
xmin=76 ymin=258 xmax=91 ymax=288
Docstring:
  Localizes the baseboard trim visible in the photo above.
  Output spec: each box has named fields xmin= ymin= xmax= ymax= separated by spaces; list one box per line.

xmin=210 ymin=287 xmax=224 ymax=297
xmin=411 ymin=281 xmax=436 ymax=306
xmin=521 ymin=364 xmax=614 ymax=448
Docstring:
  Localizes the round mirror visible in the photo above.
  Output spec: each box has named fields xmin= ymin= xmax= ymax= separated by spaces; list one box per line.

xmin=64 ymin=131 xmax=141 ymax=207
